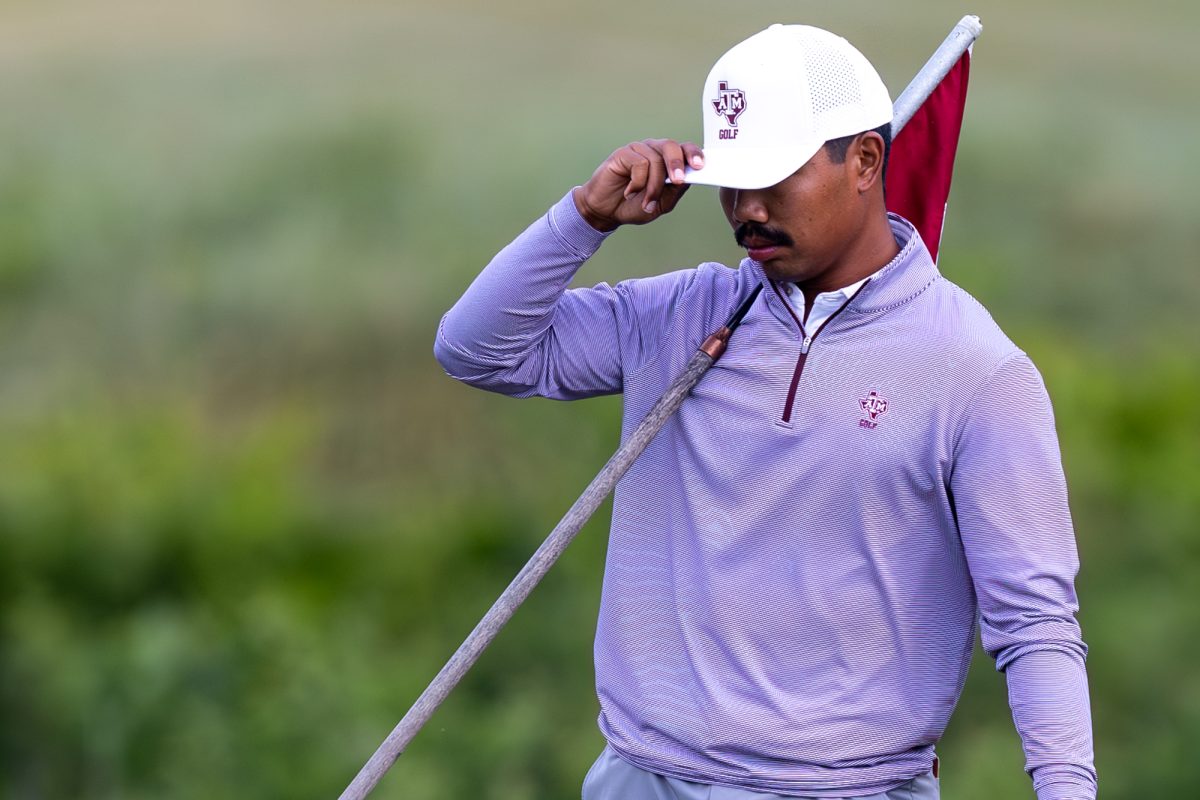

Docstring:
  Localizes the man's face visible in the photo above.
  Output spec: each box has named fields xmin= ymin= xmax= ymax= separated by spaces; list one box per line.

xmin=719 ymin=143 xmax=865 ymax=288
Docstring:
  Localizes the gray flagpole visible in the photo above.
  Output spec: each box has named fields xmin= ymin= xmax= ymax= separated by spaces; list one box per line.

xmin=338 ymin=15 xmax=982 ymax=800
xmin=892 ymin=15 xmax=982 ymax=135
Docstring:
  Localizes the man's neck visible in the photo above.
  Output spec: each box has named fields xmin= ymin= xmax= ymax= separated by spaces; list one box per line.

xmin=799 ymin=211 xmax=899 ymax=311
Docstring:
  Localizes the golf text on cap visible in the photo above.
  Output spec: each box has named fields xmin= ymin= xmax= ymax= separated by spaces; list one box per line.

xmin=712 ymin=81 xmax=747 ymax=138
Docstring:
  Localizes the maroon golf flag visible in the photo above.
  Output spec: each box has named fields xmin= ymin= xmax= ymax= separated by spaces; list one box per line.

xmin=885 ymin=50 xmax=971 ymax=264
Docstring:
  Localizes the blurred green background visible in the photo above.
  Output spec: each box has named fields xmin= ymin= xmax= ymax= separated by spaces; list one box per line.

xmin=1 ymin=0 xmax=1197 ymax=797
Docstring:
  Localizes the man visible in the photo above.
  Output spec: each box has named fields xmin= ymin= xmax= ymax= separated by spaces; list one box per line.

xmin=434 ymin=23 xmax=1095 ymax=800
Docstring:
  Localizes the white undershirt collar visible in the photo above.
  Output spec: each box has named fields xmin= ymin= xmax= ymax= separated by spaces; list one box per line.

xmin=782 ymin=272 xmax=876 ymax=334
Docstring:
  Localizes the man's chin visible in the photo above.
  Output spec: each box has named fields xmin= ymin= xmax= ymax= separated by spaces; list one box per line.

xmin=746 ymin=249 xmax=795 ymax=276
xmin=759 ymin=261 xmax=802 ymax=283
xmin=755 ymin=252 xmax=819 ymax=284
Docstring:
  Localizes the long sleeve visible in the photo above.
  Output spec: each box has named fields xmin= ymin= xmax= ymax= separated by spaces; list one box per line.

xmin=434 ymin=190 xmax=701 ymax=399
xmin=949 ymin=353 xmax=1097 ymax=799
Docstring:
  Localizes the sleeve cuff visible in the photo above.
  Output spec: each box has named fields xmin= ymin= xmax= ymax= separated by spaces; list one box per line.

xmin=1035 ymin=781 xmax=1095 ymax=800
xmin=1036 ymin=786 xmax=1094 ymax=796
xmin=548 ymin=189 xmax=612 ymax=259
xmin=1031 ymin=758 xmax=1096 ymax=800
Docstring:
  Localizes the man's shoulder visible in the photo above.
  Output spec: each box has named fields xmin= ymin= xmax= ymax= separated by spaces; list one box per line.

xmin=610 ymin=259 xmax=754 ymax=319
xmin=921 ymin=276 xmax=1026 ymax=374
xmin=613 ymin=259 xmax=743 ymax=289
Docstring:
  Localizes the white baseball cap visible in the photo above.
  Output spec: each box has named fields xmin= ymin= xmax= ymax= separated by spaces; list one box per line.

xmin=684 ymin=24 xmax=893 ymax=190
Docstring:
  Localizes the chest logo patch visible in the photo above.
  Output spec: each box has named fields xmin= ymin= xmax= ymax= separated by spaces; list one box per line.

xmin=859 ymin=390 xmax=889 ymax=430
xmin=711 ymin=81 xmax=747 ymax=130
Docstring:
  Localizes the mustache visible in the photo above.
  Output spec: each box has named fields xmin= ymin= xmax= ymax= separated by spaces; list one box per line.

xmin=735 ymin=222 xmax=794 ymax=248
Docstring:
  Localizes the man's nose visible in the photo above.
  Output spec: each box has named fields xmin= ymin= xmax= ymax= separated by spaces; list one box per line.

xmin=731 ymin=189 xmax=768 ymax=224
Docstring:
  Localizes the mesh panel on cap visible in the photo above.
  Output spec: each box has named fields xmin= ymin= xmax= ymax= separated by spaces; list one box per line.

xmin=803 ymin=44 xmax=861 ymax=115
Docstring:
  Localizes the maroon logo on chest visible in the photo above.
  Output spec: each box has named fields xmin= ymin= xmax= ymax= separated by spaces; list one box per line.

xmin=858 ymin=390 xmax=889 ymax=430
xmin=711 ymin=81 xmax=747 ymax=132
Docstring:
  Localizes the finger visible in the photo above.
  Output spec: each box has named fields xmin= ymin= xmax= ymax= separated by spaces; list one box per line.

xmin=631 ymin=141 xmax=667 ymax=212
xmin=659 ymin=140 xmax=688 ymax=185
xmin=658 ymin=181 xmax=691 ymax=215
xmin=681 ymin=141 xmax=705 ymax=171
xmin=622 ymin=149 xmax=651 ymax=200
xmin=628 ymin=141 xmax=660 ymax=187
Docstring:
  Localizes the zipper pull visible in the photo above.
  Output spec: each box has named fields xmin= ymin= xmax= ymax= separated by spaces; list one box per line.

xmin=801 ymin=335 xmax=813 ymax=353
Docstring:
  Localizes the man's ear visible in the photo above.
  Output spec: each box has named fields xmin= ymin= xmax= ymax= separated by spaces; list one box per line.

xmin=853 ymin=132 xmax=886 ymax=194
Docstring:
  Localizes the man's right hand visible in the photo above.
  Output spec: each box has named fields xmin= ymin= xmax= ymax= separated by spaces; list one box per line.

xmin=573 ymin=139 xmax=705 ymax=232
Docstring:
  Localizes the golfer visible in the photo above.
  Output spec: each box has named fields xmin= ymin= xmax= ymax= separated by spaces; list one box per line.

xmin=435 ymin=24 xmax=1095 ymax=800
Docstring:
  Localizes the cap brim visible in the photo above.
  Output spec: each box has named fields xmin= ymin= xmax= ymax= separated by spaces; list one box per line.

xmin=682 ymin=142 xmax=821 ymax=190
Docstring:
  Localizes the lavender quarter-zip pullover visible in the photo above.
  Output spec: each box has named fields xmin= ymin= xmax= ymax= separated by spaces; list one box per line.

xmin=434 ymin=192 xmax=1096 ymax=799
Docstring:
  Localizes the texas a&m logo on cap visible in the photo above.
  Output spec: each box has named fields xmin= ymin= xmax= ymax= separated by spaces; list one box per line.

xmin=858 ymin=390 xmax=889 ymax=430
xmin=711 ymin=81 xmax=746 ymax=139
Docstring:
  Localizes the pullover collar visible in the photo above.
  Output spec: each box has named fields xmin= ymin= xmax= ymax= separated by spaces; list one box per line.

xmin=748 ymin=214 xmax=939 ymax=327
xmin=843 ymin=214 xmax=939 ymax=317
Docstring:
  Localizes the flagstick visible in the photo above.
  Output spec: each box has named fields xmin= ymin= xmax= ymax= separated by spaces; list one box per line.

xmin=337 ymin=15 xmax=983 ymax=800
xmin=892 ymin=15 xmax=982 ymax=134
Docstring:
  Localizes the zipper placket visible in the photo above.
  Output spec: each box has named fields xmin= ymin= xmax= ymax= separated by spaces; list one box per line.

xmin=769 ymin=279 xmax=870 ymax=424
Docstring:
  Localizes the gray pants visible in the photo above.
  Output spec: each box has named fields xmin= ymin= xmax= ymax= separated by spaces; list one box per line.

xmin=582 ymin=746 xmax=939 ymax=800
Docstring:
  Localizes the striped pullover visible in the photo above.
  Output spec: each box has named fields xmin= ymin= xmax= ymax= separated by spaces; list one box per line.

xmin=434 ymin=191 xmax=1097 ymax=799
